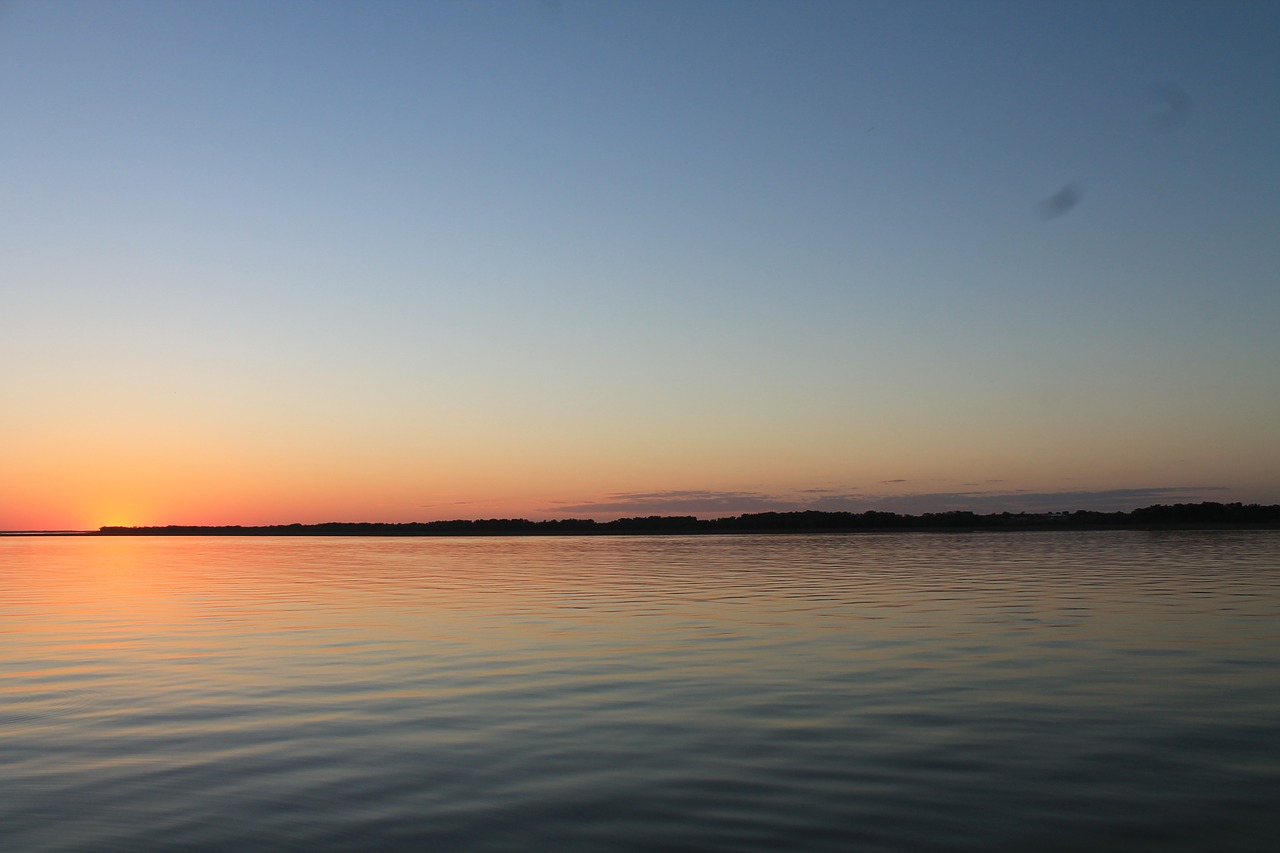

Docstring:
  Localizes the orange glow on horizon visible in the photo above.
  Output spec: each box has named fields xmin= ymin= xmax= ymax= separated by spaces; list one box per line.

xmin=89 ymin=503 xmax=152 ymax=531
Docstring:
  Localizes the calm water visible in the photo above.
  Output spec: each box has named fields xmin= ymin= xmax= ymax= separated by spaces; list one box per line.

xmin=2 ymin=531 xmax=1278 ymax=851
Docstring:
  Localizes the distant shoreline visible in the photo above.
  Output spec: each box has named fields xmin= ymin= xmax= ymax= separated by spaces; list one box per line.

xmin=10 ymin=525 xmax=1276 ymax=538
xmin=5 ymin=502 xmax=1278 ymax=537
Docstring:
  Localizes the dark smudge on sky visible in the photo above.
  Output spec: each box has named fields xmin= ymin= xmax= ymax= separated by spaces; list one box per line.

xmin=1038 ymin=182 xmax=1080 ymax=219
xmin=1035 ymin=83 xmax=1188 ymax=221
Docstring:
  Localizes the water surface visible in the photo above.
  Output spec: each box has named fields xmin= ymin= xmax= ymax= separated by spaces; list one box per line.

xmin=2 ymin=531 xmax=1278 ymax=850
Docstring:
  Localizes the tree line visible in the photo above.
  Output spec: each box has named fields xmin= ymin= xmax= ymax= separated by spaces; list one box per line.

xmin=95 ymin=502 xmax=1280 ymax=536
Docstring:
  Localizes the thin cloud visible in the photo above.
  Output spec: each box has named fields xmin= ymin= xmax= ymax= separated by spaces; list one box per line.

xmin=552 ymin=490 xmax=793 ymax=515
xmin=804 ymin=494 xmax=871 ymax=512
xmin=550 ymin=486 xmax=1227 ymax=518
xmin=854 ymin=486 xmax=1226 ymax=515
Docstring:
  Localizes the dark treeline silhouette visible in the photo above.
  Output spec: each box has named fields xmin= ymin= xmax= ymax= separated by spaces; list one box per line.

xmin=93 ymin=502 xmax=1280 ymax=536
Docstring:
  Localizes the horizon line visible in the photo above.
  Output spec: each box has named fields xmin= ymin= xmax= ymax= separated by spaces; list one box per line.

xmin=6 ymin=501 xmax=1278 ymax=537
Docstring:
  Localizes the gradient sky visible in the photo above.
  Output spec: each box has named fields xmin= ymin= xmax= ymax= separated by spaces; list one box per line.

xmin=2 ymin=0 xmax=1278 ymax=529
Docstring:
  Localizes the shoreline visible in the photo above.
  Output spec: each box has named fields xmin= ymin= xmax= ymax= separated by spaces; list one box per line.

xmin=7 ymin=527 xmax=1280 ymax=539
xmin=6 ymin=503 xmax=1278 ymax=538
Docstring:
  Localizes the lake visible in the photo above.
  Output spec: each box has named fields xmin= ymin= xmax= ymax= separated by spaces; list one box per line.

xmin=2 ymin=531 xmax=1278 ymax=851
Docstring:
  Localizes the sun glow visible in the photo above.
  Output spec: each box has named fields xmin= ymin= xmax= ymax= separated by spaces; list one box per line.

xmin=92 ymin=504 xmax=149 ymax=531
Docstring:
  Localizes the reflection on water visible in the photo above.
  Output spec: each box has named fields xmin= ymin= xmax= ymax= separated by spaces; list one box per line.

xmin=2 ymin=532 xmax=1278 ymax=851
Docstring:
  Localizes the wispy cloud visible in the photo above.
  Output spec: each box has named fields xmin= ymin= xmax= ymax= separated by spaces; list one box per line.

xmin=551 ymin=490 xmax=792 ymax=515
xmin=549 ymin=486 xmax=1227 ymax=518
xmin=834 ymin=486 xmax=1227 ymax=515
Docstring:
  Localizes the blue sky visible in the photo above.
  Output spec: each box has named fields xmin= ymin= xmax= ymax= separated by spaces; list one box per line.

xmin=1 ymin=0 xmax=1277 ymax=527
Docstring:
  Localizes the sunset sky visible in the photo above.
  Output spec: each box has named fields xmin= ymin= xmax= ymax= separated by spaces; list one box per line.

xmin=2 ymin=0 xmax=1277 ymax=530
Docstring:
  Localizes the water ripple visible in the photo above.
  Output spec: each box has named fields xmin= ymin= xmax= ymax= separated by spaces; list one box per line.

xmin=2 ymin=531 xmax=1278 ymax=851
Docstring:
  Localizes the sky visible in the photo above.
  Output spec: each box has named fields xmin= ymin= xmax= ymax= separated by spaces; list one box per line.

xmin=2 ymin=0 xmax=1278 ymax=529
